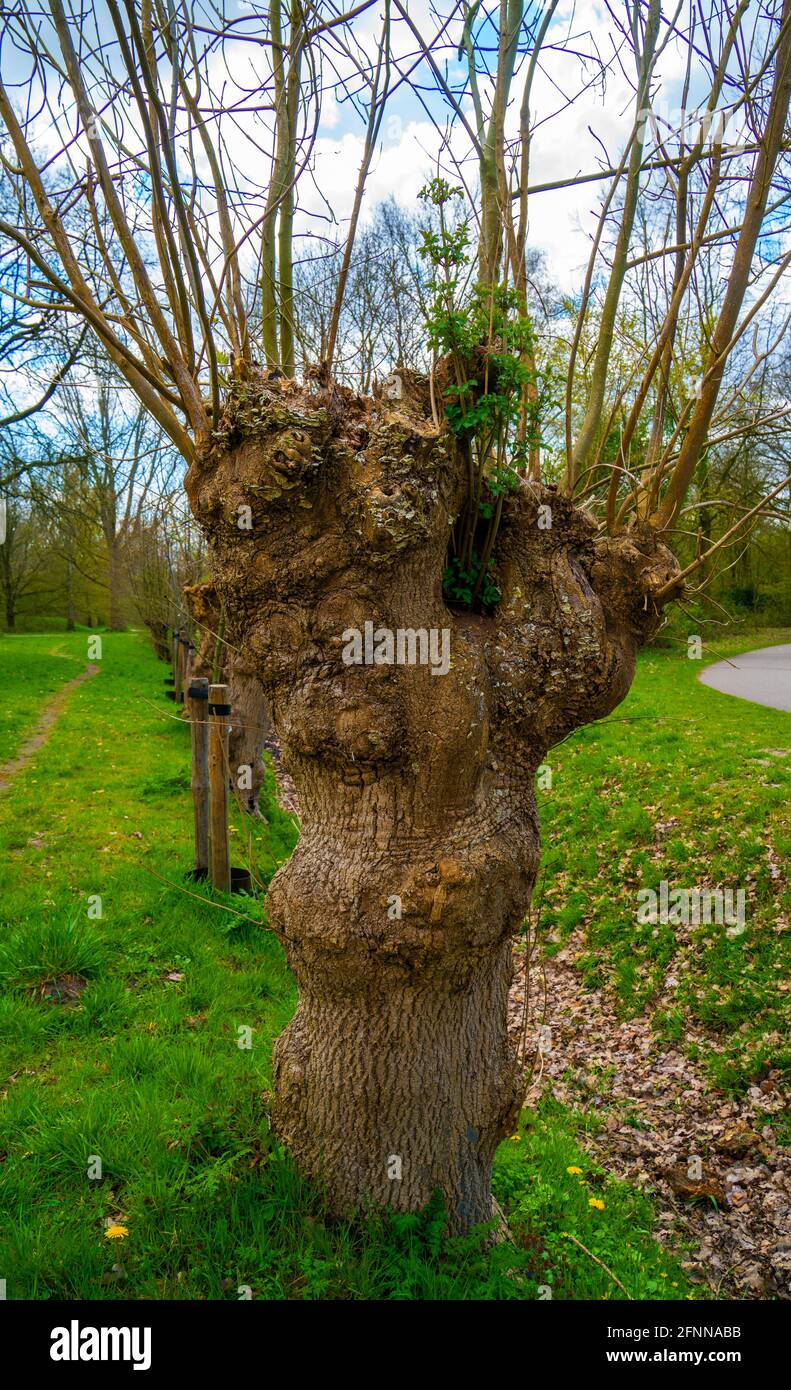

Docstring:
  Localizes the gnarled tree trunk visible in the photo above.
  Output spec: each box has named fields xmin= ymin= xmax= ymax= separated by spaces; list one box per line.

xmin=186 ymin=369 xmax=679 ymax=1233
xmin=227 ymin=658 xmax=272 ymax=818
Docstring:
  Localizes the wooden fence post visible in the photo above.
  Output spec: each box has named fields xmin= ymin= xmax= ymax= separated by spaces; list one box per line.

xmin=172 ymin=628 xmax=180 ymax=679
xmin=208 ymin=682 xmax=231 ymax=892
xmin=188 ymin=676 xmax=209 ymax=876
xmin=180 ymin=637 xmax=191 ymax=704
xmin=176 ymin=634 xmax=188 ymax=704
xmin=173 ymin=631 xmax=182 ymax=702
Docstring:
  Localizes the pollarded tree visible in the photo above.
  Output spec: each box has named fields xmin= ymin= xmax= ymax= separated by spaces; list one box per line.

xmin=1 ymin=0 xmax=790 ymax=1232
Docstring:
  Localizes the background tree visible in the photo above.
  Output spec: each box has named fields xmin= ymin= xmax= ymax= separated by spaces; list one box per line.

xmin=294 ymin=197 xmax=432 ymax=389
xmin=51 ymin=356 xmax=178 ymax=630
xmin=0 ymin=495 xmax=50 ymax=629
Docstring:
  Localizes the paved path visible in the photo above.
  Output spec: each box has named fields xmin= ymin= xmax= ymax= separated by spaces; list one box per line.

xmin=699 ymin=643 xmax=791 ymax=713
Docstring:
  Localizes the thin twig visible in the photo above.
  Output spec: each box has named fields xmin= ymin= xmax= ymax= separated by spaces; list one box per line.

xmin=562 ymin=1232 xmax=633 ymax=1299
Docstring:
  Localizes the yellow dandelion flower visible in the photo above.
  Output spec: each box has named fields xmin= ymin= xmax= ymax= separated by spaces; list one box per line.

xmin=104 ymin=1224 xmax=128 ymax=1240
xmin=588 ymin=1198 xmax=605 ymax=1211
xmin=567 ymin=1165 xmax=582 ymax=1175
xmin=509 ymin=1134 xmax=521 ymax=1142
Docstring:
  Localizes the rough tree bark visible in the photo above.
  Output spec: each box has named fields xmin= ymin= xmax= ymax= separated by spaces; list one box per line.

xmin=228 ymin=660 xmax=272 ymax=818
xmin=106 ymin=533 xmax=126 ymax=631
xmin=1 ymin=546 xmax=16 ymax=630
xmin=185 ymin=368 xmax=680 ymax=1233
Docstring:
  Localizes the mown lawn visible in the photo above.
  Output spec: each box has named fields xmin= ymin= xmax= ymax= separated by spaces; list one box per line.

xmin=0 ymin=629 xmax=92 ymax=764
xmin=538 ymin=628 xmax=791 ymax=1106
xmin=3 ymin=624 xmax=786 ymax=1299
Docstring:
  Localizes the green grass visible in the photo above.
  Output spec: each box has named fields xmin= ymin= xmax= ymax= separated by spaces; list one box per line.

xmin=0 ymin=916 xmax=108 ymax=990
xmin=538 ymin=628 xmax=791 ymax=1096
xmin=3 ymin=614 xmax=79 ymax=635
xmin=4 ymin=624 xmax=785 ymax=1299
xmin=0 ymin=628 xmax=95 ymax=764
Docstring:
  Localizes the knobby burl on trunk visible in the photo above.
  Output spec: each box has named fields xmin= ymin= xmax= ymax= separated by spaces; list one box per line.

xmin=185 ymin=368 xmax=680 ymax=1233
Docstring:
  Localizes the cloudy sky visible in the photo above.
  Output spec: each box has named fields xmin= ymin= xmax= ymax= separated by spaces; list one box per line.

xmin=2 ymin=0 xmax=773 ymax=347
xmin=8 ymin=0 xmax=763 ymax=290
xmin=278 ymin=0 xmax=754 ymax=289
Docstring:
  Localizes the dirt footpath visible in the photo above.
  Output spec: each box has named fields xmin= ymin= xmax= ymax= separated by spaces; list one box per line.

xmin=0 ymin=664 xmax=99 ymax=794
